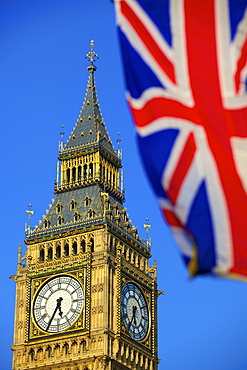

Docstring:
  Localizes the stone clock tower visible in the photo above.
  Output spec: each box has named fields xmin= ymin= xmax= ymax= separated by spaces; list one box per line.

xmin=11 ymin=42 xmax=160 ymax=370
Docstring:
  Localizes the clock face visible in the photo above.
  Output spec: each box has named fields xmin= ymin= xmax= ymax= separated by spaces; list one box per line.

xmin=33 ymin=275 xmax=84 ymax=333
xmin=121 ymin=282 xmax=149 ymax=341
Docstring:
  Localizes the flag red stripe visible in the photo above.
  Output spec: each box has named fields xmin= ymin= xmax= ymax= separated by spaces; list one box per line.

xmin=234 ymin=37 xmax=247 ymax=93
xmin=129 ymin=97 xmax=199 ymax=128
xmin=167 ymin=133 xmax=196 ymax=205
xmin=162 ymin=208 xmax=183 ymax=227
xmin=121 ymin=1 xmax=176 ymax=83
xmin=185 ymin=0 xmax=247 ymax=276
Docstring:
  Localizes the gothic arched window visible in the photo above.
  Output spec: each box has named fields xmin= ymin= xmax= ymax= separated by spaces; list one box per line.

xmin=90 ymin=238 xmax=94 ymax=253
xmin=48 ymin=247 xmax=53 ymax=260
xmin=39 ymin=249 xmax=45 ymax=262
xmin=57 ymin=216 xmax=64 ymax=226
xmin=83 ymin=164 xmax=87 ymax=179
xmin=74 ymin=212 xmax=80 ymax=222
xmin=81 ymin=340 xmax=86 ymax=352
xmin=72 ymin=167 xmax=76 ymax=183
xmin=78 ymin=166 xmax=82 ymax=182
xmin=88 ymin=209 xmax=95 ymax=219
xmin=56 ymin=245 xmax=61 ymax=258
xmin=64 ymin=343 xmax=69 ymax=355
xmin=56 ymin=203 xmax=62 ymax=213
xmin=84 ymin=196 xmax=91 ymax=207
xmin=66 ymin=168 xmax=70 ymax=184
xmin=81 ymin=239 xmax=86 ymax=253
xmin=29 ymin=349 xmax=35 ymax=361
xmin=89 ymin=163 xmax=93 ymax=177
xmin=64 ymin=243 xmax=69 ymax=256
xmin=43 ymin=219 xmax=50 ymax=229
xmin=70 ymin=199 xmax=76 ymax=211
xmin=72 ymin=242 xmax=77 ymax=255
xmin=46 ymin=346 xmax=51 ymax=358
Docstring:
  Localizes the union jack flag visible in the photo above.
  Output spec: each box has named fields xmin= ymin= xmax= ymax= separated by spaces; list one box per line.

xmin=114 ymin=0 xmax=247 ymax=280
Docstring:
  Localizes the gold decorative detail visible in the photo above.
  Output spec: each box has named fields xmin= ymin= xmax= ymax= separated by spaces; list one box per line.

xmin=85 ymin=39 xmax=99 ymax=65
xmin=92 ymin=284 xmax=97 ymax=293
xmin=98 ymin=306 xmax=104 ymax=313
xmin=91 ymin=305 xmax=104 ymax=314
xmin=9 ymin=275 xmax=17 ymax=282
xmin=144 ymin=339 xmax=150 ymax=347
xmin=18 ymin=321 xmax=23 ymax=329
xmin=92 ymin=307 xmax=97 ymax=314
xmin=76 ymin=320 xmax=82 ymax=328
xmin=157 ymin=290 xmax=164 ymax=296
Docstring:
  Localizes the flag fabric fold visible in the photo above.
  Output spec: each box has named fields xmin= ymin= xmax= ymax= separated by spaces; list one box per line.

xmin=114 ymin=0 xmax=247 ymax=280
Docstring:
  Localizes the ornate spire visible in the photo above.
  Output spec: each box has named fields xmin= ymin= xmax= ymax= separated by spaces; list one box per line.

xmin=26 ymin=44 xmax=128 ymax=241
xmin=64 ymin=40 xmax=115 ymax=156
xmin=85 ymin=40 xmax=99 ymax=72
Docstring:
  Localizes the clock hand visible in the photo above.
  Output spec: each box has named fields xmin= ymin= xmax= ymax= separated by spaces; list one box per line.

xmin=133 ymin=306 xmax=137 ymax=326
xmin=46 ymin=297 xmax=63 ymax=331
xmin=128 ymin=305 xmax=137 ymax=330
xmin=57 ymin=298 xmax=63 ymax=317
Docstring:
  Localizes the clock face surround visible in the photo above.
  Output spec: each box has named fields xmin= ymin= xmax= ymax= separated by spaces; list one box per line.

xmin=33 ymin=275 xmax=84 ymax=333
xmin=121 ymin=282 xmax=149 ymax=341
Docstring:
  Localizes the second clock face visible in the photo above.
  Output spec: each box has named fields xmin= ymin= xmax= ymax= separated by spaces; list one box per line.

xmin=33 ymin=275 xmax=84 ymax=333
xmin=121 ymin=282 xmax=149 ymax=341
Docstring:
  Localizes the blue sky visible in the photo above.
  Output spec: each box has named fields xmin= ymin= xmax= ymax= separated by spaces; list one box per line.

xmin=1 ymin=1 xmax=247 ymax=369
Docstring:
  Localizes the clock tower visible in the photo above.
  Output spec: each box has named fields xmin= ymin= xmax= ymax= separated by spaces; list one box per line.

xmin=11 ymin=41 xmax=160 ymax=370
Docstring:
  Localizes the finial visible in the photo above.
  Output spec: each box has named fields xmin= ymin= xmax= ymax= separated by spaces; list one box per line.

xmin=116 ymin=132 xmax=122 ymax=159
xmin=85 ymin=40 xmax=99 ymax=71
xmin=17 ymin=244 xmax=22 ymax=269
xmin=116 ymin=132 xmax=121 ymax=148
xmin=60 ymin=125 xmax=65 ymax=140
xmin=25 ymin=203 xmax=34 ymax=236
xmin=144 ymin=217 xmax=152 ymax=249
xmin=59 ymin=125 xmax=65 ymax=150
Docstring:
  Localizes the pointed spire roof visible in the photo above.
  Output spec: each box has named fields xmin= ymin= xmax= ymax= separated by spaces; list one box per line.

xmin=24 ymin=42 xmax=151 ymax=258
xmin=64 ymin=41 xmax=115 ymax=156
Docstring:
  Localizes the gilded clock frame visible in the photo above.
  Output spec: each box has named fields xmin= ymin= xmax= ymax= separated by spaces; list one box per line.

xmin=28 ymin=268 xmax=87 ymax=341
xmin=120 ymin=273 xmax=152 ymax=350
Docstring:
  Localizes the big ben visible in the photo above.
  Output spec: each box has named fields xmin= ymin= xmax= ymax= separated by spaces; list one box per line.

xmin=11 ymin=41 xmax=160 ymax=370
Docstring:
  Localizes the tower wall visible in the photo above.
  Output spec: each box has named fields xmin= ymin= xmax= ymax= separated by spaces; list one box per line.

xmin=11 ymin=43 xmax=159 ymax=370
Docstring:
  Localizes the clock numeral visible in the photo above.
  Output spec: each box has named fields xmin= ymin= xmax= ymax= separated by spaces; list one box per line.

xmin=35 ymin=305 xmax=46 ymax=310
xmin=72 ymin=298 xmax=80 ymax=303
